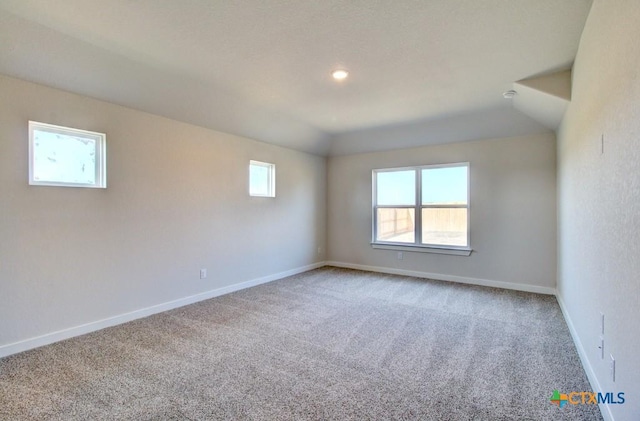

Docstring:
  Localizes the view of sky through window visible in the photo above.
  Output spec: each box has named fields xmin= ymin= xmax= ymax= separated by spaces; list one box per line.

xmin=250 ymin=164 xmax=269 ymax=196
xmin=422 ymin=166 xmax=468 ymax=204
xmin=376 ymin=170 xmax=415 ymax=205
xmin=249 ymin=161 xmax=275 ymax=197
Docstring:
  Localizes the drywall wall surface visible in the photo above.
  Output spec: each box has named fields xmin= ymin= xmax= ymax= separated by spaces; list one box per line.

xmin=557 ymin=1 xmax=640 ymax=419
xmin=327 ymin=133 xmax=557 ymax=290
xmin=0 ymin=74 xmax=326 ymax=349
xmin=328 ymin=106 xmax=550 ymax=156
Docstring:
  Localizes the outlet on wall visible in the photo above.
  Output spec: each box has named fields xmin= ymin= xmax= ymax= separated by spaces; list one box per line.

xmin=200 ymin=268 xmax=207 ymax=279
xmin=397 ymin=252 xmax=403 ymax=260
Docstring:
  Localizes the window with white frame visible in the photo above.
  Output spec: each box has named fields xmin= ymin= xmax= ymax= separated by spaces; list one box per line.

xmin=249 ymin=160 xmax=275 ymax=197
xmin=372 ymin=163 xmax=470 ymax=253
xmin=29 ymin=121 xmax=106 ymax=188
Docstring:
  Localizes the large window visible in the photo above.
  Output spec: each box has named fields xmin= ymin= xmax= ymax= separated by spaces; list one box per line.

xmin=373 ymin=163 xmax=470 ymax=254
xmin=29 ymin=121 xmax=107 ymax=188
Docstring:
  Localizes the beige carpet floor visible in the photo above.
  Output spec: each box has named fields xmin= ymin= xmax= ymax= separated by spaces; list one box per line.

xmin=0 ymin=267 xmax=602 ymax=420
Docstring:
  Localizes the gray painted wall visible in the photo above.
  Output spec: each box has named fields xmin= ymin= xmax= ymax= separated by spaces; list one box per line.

xmin=0 ymin=75 xmax=326 ymax=351
xmin=327 ymin=133 xmax=557 ymax=291
xmin=3 ymin=4 xmax=639 ymax=419
xmin=557 ymin=1 xmax=640 ymax=419
xmin=328 ymin=106 xmax=550 ymax=156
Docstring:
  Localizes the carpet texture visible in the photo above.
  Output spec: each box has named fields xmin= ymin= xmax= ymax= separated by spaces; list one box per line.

xmin=0 ymin=267 xmax=602 ymax=420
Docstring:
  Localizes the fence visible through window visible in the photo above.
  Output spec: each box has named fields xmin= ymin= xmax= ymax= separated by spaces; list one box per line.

xmin=377 ymin=208 xmax=415 ymax=243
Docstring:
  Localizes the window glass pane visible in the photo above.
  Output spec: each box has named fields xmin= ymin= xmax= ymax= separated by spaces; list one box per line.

xmin=376 ymin=170 xmax=415 ymax=206
xmin=421 ymin=208 xmax=467 ymax=246
xmin=422 ymin=166 xmax=467 ymax=205
xmin=250 ymin=164 xmax=270 ymax=196
xmin=32 ymin=129 xmax=97 ymax=184
xmin=376 ymin=208 xmax=415 ymax=243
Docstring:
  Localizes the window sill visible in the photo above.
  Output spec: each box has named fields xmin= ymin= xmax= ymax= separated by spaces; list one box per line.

xmin=371 ymin=243 xmax=472 ymax=256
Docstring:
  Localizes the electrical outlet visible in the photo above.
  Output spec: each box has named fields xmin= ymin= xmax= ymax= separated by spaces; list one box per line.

xmin=200 ymin=268 xmax=207 ymax=279
xmin=317 ymin=247 xmax=322 ymax=255
xmin=397 ymin=252 xmax=403 ymax=260
xmin=610 ymin=354 xmax=616 ymax=382
xmin=598 ymin=336 xmax=604 ymax=359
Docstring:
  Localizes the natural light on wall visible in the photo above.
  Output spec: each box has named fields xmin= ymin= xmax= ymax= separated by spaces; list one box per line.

xmin=249 ymin=160 xmax=275 ymax=197
xmin=29 ymin=121 xmax=106 ymax=188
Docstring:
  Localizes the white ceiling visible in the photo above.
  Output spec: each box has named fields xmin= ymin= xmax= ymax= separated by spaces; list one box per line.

xmin=0 ymin=0 xmax=593 ymax=155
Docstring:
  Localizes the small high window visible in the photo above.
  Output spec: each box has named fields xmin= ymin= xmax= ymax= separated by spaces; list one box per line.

xmin=249 ymin=160 xmax=275 ymax=197
xmin=29 ymin=121 xmax=106 ymax=188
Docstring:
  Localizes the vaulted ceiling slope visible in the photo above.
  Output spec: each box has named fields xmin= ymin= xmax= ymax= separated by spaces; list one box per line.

xmin=0 ymin=1 xmax=593 ymax=156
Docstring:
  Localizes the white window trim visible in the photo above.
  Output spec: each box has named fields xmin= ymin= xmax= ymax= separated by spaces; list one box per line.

xmin=249 ymin=160 xmax=276 ymax=197
xmin=371 ymin=243 xmax=472 ymax=256
xmin=372 ymin=162 xmax=471 ymax=256
xmin=28 ymin=121 xmax=107 ymax=188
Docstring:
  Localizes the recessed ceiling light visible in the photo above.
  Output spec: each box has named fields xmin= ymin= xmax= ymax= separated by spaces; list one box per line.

xmin=503 ymin=89 xmax=517 ymax=99
xmin=332 ymin=69 xmax=349 ymax=81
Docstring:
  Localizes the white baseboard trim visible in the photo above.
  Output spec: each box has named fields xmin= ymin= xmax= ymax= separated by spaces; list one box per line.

xmin=0 ymin=261 xmax=325 ymax=359
xmin=556 ymin=293 xmax=612 ymax=421
xmin=325 ymin=261 xmax=556 ymax=295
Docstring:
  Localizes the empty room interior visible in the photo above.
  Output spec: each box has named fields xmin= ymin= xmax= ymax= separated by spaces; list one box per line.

xmin=0 ymin=1 xmax=638 ymax=420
